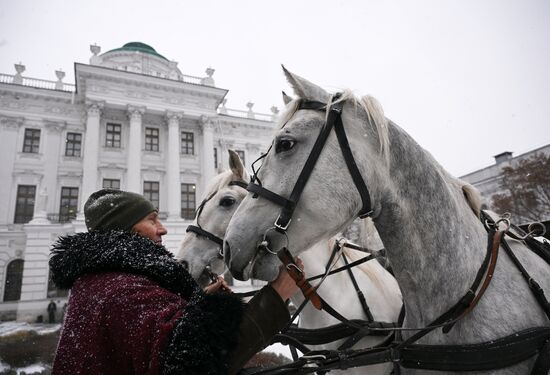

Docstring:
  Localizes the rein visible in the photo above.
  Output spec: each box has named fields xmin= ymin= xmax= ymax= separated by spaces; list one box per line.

xmin=239 ymin=92 xmax=550 ymax=373
xmin=247 ymin=213 xmax=550 ymax=374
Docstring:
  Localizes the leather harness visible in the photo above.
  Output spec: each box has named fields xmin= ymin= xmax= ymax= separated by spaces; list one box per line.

xmin=186 ymin=180 xmax=248 ymax=250
xmin=242 ymin=94 xmax=550 ymax=373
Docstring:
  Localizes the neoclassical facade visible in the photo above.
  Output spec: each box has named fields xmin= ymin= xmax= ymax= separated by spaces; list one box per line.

xmin=0 ymin=42 xmax=278 ymax=321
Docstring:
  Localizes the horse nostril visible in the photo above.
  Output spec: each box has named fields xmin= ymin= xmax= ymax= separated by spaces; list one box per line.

xmin=223 ymin=240 xmax=231 ymax=266
xmin=180 ymin=260 xmax=189 ymax=270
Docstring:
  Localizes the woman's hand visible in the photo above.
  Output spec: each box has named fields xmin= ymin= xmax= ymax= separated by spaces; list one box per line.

xmin=204 ymin=276 xmax=232 ymax=294
xmin=270 ymin=257 xmax=303 ymax=301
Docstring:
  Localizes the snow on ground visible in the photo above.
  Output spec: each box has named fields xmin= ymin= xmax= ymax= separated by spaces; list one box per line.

xmin=263 ymin=342 xmax=293 ymax=359
xmin=0 ymin=322 xmax=61 ymax=337
xmin=0 ymin=360 xmax=47 ymax=375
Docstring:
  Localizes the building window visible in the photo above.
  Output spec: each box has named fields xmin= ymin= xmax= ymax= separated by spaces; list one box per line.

xmin=14 ymin=185 xmax=36 ymax=224
xmin=102 ymin=179 xmax=120 ymax=190
xmin=181 ymin=183 xmax=196 ymax=220
xmin=145 ymin=127 xmax=159 ymax=152
xmin=3 ymin=259 xmax=24 ymax=302
xmin=22 ymin=128 xmax=41 ymax=153
xmin=235 ymin=150 xmax=245 ymax=166
xmin=181 ymin=131 xmax=194 ymax=155
xmin=105 ymin=123 xmax=121 ymax=148
xmin=47 ymin=271 xmax=69 ymax=298
xmin=59 ymin=187 xmax=78 ymax=223
xmin=214 ymin=148 xmax=218 ymax=169
xmin=144 ymin=181 xmax=160 ymax=209
xmin=65 ymin=132 xmax=82 ymax=157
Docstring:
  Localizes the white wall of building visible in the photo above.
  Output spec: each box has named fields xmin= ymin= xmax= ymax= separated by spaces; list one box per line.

xmin=0 ymin=42 xmax=278 ymax=321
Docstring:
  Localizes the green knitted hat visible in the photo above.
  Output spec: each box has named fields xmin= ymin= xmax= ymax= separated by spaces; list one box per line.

xmin=84 ymin=189 xmax=157 ymax=232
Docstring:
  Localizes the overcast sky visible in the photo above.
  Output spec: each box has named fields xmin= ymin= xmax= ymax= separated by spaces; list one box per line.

xmin=1 ymin=0 xmax=548 ymax=177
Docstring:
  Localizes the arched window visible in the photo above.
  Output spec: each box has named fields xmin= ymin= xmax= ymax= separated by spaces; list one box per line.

xmin=3 ymin=259 xmax=24 ymax=302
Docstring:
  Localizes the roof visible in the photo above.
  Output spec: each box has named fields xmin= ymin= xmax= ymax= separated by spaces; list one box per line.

xmin=104 ymin=42 xmax=168 ymax=60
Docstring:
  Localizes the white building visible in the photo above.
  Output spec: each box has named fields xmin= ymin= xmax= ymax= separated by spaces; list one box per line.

xmin=0 ymin=42 xmax=278 ymax=322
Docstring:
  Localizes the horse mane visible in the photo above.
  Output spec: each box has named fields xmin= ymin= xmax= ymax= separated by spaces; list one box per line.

xmin=277 ymin=90 xmax=390 ymax=161
xmin=461 ymin=182 xmax=482 ymax=218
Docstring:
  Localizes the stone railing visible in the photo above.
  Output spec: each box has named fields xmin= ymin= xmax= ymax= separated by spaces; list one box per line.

xmin=219 ymin=108 xmax=274 ymax=122
xmin=179 ymin=74 xmax=204 ymax=85
xmin=0 ymin=73 xmax=75 ymax=92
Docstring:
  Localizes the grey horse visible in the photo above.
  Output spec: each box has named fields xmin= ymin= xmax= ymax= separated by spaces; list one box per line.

xmin=223 ymin=68 xmax=550 ymax=374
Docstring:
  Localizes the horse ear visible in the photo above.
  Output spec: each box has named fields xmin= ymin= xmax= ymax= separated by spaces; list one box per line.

xmin=282 ymin=65 xmax=329 ymax=103
xmin=228 ymin=149 xmax=245 ymax=179
xmin=282 ymin=91 xmax=293 ymax=105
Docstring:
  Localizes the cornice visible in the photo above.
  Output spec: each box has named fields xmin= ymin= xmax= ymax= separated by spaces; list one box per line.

xmin=217 ymin=116 xmax=276 ymax=131
xmin=98 ymin=163 xmax=126 ymax=170
xmin=0 ymin=85 xmax=73 ymax=103
xmin=75 ymin=63 xmax=227 ymax=100
xmin=43 ymin=119 xmax=67 ymax=133
xmin=0 ymin=115 xmax=24 ymax=130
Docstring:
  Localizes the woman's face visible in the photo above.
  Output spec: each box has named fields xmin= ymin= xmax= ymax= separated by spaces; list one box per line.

xmin=132 ymin=211 xmax=167 ymax=245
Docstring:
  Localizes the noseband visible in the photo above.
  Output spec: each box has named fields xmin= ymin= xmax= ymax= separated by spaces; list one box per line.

xmin=186 ymin=180 xmax=248 ymax=256
xmin=247 ymin=93 xmax=373 ymax=234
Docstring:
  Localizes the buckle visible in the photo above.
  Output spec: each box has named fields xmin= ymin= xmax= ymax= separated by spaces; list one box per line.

xmin=274 ymin=214 xmax=291 ymax=232
xmin=359 ymin=210 xmax=373 ymax=219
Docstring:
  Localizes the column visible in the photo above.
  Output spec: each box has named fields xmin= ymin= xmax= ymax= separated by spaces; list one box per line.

xmin=166 ymin=111 xmax=183 ymax=220
xmin=0 ymin=116 xmax=22 ymax=224
xmin=200 ymin=116 xmax=216 ymax=189
xmin=80 ymin=101 xmax=103 ymax=212
xmin=126 ymin=105 xmax=145 ymax=193
xmin=37 ymin=121 xmax=64 ymax=220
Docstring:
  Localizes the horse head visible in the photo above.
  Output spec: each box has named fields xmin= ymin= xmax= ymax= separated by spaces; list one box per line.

xmin=177 ymin=150 xmax=249 ymax=287
xmin=224 ymin=67 xmax=390 ymax=281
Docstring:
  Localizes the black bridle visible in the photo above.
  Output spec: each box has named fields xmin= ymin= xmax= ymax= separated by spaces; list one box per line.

xmin=246 ymin=94 xmax=373 ymax=233
xmin=240 ymin=95 xmax=550 ymax=373
xmin=186 ymin=180 xmax=248 ymax=253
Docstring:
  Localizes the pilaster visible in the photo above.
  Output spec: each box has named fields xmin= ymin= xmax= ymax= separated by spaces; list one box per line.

xmin=126 ymin=105 xmax=145 ymax=193
xmin=80 ymin=100 xmax=103 ymax=212
xmin=38 ymin=120 xmax=65 ymax=217
xmin=166 ymin=111 xmax=184 ymax=220
xmin=200 ymin=115 xmax=216 ymax=191
xmin=0 ymin=116 xmax=23 ymax=225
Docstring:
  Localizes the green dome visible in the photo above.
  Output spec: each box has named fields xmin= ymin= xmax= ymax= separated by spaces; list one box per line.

xmin=106 ymin=42 xmax=167 ymax=60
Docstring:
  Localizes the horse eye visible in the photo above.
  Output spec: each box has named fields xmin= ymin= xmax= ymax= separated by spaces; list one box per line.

xmin=219 ymin=197 xmax=236 ymax=207
xmin=275 ymin=139 xmax=295 ymax=153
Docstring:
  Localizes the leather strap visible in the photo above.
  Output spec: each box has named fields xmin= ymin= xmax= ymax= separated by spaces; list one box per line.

xmin=333 ymin=110 xmax=373 ymax=218
xmin=186 ymin=225 xmax=224 ymax=247
xmin=277 ymin=247 xmax=322 ymax=310
xmin=246 ymin=94 xmax=374 ymax=234
xmin=274 ymin=98 xmax=343 ymax=231
xmin=186 ymin=179 xmax=248 ymax=249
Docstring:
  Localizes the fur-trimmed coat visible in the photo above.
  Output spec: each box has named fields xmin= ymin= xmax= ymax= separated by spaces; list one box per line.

xmin=49 ymin=231 xmax=289 ymax=375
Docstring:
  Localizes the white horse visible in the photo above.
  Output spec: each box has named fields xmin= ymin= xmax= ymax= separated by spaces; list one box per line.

xmin=223 ymin=68 xmax=550 ymax=374
xmin=177 ymin=150 xmax=403 ymax=375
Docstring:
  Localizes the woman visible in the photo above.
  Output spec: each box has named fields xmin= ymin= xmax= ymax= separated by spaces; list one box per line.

xmin=49 ymin=189 xmax=300 ymax=375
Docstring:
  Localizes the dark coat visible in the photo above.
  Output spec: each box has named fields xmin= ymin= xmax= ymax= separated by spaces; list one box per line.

xmin=49 ymin=231 xmax=289 ymax=375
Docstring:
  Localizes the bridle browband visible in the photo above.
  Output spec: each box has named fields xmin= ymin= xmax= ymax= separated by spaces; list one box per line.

xmin=246 ymin=94 xmax=373 ymax=233
xmin=186 ymin=180 xmax=248 ymax=253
